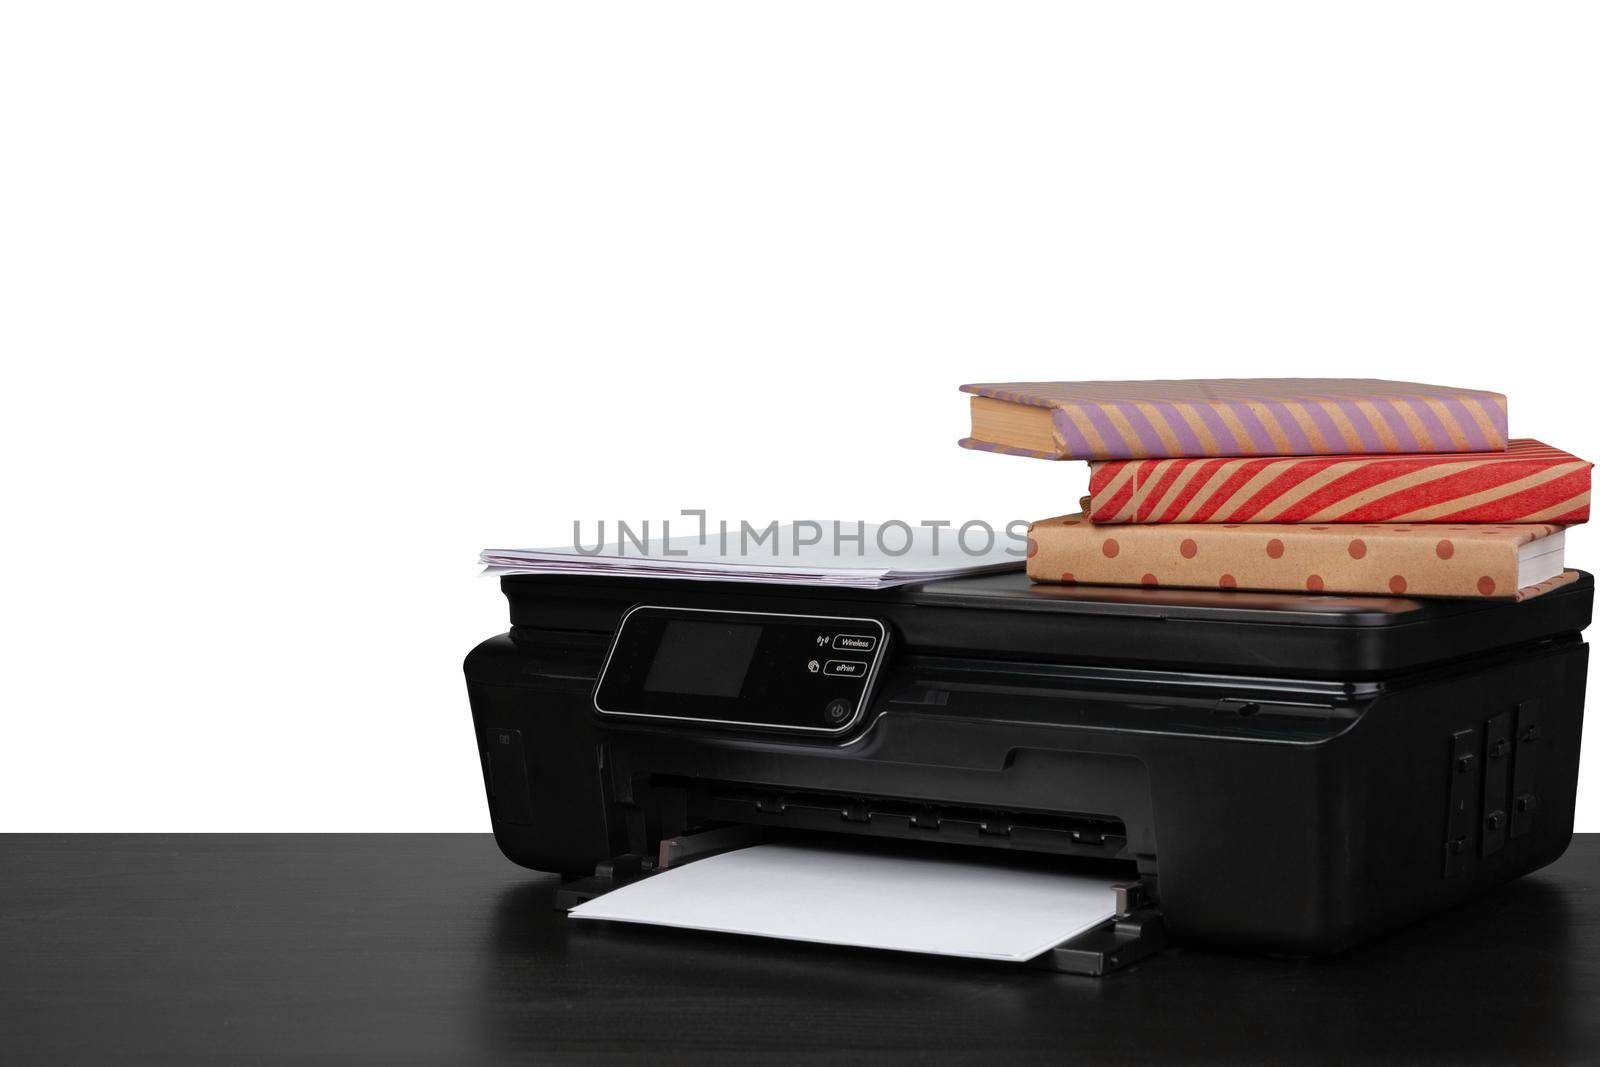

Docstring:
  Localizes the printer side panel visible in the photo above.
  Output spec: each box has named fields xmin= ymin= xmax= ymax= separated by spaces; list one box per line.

xmin=464 ymin=635 xmax=619 ymax=878
xmin=1330 ymin=638 xmax=1586 ymax=947
xmin=1146 ymin=637 xmax=1586 ymax=955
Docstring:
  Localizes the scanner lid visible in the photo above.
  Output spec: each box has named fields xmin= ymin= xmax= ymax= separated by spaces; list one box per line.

xmin=500 ymin=569 xmax=1592 ymax=680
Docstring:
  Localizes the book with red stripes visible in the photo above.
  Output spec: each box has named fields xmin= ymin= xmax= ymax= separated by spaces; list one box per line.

xmin=1085 ymin=439 xmax=1591 ymax=525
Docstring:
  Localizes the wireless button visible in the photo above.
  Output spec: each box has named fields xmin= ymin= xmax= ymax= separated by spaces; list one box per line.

xmin=832 ymin=634 xmax=877 ymax=652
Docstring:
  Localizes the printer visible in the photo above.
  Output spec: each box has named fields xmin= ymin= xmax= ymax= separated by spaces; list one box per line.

xmin=464 ymin=570 xmax=1591 ymax=973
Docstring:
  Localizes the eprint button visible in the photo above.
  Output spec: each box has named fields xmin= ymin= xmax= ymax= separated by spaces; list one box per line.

xmin=832 ymin=634 xmax=877 ymax=652
xmin=823 ymin=660 xmax=867 ymax=678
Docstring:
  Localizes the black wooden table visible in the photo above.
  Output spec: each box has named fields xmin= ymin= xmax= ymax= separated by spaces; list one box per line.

xmin=3 ymin=834 xmax=1597 ymax=1064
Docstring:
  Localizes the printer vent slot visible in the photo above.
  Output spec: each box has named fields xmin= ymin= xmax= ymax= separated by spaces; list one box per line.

xmin=1510 ymin=700 xmax=1541 ymax=839
xmin=1443 ymin=727 xmax=1482 ymax=877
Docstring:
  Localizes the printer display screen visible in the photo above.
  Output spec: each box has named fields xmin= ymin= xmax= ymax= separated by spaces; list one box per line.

xmin=643 ymin=620 xmax=762 ymax=698
xmin=594 ymin=606 xmax=888 ymax=734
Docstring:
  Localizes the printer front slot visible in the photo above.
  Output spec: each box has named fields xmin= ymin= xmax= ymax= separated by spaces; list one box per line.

xmin=664 ymin=778 xmax=1132 ymax=864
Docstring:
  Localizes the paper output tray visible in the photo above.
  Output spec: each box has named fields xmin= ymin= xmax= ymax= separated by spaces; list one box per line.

xmin=552 ymin=830 xmax=1167 ymax=976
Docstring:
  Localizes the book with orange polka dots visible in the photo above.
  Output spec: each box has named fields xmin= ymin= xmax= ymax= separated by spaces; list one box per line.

xmin=1025 ymin=513 xmax=1570 ymax=600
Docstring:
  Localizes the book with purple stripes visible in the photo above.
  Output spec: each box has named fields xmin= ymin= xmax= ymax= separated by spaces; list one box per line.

xmin=959 ymin=378 xmax=1508 ymax=460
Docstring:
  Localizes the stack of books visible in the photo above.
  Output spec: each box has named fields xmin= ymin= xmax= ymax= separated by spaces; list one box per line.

xmin=962 ymin=379 xmax=1591 ymax=599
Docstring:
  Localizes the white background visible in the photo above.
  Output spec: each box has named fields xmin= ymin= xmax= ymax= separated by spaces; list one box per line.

xmin=3 ymin=3 xmax=1596 ymax=830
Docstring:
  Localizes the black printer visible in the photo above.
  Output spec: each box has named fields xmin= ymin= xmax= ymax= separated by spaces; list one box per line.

xmin=464 ymin=570 xmax=1591 ymax=973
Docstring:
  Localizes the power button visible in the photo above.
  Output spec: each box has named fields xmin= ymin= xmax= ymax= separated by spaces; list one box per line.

xmin=824 ymin=698 xmax=852 ymax=724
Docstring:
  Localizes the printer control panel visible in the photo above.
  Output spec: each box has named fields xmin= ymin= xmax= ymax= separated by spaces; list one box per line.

xmin=593 ymin=606 xmax=889 ymax=735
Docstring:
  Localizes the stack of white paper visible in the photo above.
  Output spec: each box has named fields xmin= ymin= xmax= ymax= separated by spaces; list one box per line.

xmin=481 ymin=523 xmax=1023 ymax=589
xmin=568 ymin=843 xmax=1120 ymax=962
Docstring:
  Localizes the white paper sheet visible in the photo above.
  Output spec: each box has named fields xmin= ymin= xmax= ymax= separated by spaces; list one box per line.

xmin=568 ymin=843 xmax=1120 ymax=962
xmin=480 ymin=521 xmax=1025 ymax=589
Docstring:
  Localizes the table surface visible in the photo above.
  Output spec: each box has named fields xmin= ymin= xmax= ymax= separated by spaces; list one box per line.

xmin=3 ymin=834 xmax=1598 ymax=1065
